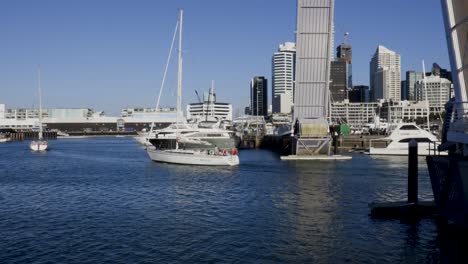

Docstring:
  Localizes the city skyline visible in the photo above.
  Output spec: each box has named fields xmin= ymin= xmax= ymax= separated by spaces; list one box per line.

xmin=1 ymin=0 xmax=449 ymax=114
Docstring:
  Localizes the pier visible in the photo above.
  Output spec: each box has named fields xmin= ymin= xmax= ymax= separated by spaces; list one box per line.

xmin=0 ymin=130 xmax=57 ymax=141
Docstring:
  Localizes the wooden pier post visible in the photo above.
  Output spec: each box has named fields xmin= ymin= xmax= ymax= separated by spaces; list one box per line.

xmin=408 ymin=139 xmax=418 ymax=204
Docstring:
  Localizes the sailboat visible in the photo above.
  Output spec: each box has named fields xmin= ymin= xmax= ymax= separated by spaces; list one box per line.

xmin=147 ymin=9 xmax=239 ymax=166
xmin=30 ymin=66 xmax=48 ymax=151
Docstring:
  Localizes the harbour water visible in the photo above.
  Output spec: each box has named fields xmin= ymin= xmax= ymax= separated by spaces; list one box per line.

xmin=1 ymin=138 xmax=467 ymax=263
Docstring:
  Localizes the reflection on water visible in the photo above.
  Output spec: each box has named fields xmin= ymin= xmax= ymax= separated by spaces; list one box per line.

xmin=0 ymin=138 xmax=467 ymax=262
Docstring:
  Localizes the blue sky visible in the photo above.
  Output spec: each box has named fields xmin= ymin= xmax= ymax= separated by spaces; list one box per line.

xmin=0 ymin=0 xmax=449 ymax=115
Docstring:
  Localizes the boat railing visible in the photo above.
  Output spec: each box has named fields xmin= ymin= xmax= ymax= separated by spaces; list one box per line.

xmin=428 ymin=141 xmax=444 ymax=156
xmin=448 ymin=101 xmax=468 ymax=134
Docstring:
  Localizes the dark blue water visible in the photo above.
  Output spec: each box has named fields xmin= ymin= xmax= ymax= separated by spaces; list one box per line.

xmin=1 ymin=138 xmax=467 ymax=263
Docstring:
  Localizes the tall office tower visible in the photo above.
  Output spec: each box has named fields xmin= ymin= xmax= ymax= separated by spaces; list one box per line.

xmin=370 ymin=45 xmax=401 ymax=101
xmin=250 ymin=76 xmax=268 ymax=117
xmin=336 ymin=32 xmax=352 ymax=89
xmin=401 ymin=80 xmax=407 ymax=100
xmin=428 ymin=63 xmax=453 ymax=82
xmin=330 ymin=61 xmax=347 ymax=102
xmin=405 ymin=71 xmax=424 ymax=101
xmin=294 ymin=0 xmax=334 ymax=120
xmin=415 ymin=74 xmax=452 ymax=114
xmin=272 ymin=42 xmax=296 ymax=114
xmin=348 ymin=85 xmax=370 ymax=103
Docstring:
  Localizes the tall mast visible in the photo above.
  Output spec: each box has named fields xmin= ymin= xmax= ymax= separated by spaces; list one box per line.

xmin=211 ymin=80 xmax=215 ymax=117
xmin=422 ymin=60 xmax=430 ymax=130
xmin=177 ymin=9 xmax=183 ymax=120
xmin=38 ymin=65 xmax=43 ymax=140
xmin=175 ymin=9 xmax=183 ymax=150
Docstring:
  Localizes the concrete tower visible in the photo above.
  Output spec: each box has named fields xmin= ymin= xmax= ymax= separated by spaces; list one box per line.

xmin=272 ymin=42 xmax=296 ymax=114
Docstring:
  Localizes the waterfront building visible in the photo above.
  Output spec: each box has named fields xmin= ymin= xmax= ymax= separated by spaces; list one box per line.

xmin=330 ymin=61 xmax=348 ymax=102
xmin=186 ymin=91 xmax=233 ymax=121
xmin=121 ymin=107 xmax=175 ymax=117
xmin=370 ymin=45 xmax=401 ymax=101
xmin=330 ymin=100 xmax=378 ymax=128
xmin=272 ymin=42 xmax=295 ymax=114
xmin=250 ymin=76 xmax=268 ymax=117
xmin=330 ymin=99 xmax=430 ymax=128
xmin=415 ymin=74 xmax=452 ymax=114
xmin=348 ymin=85 xmax=370 ymax=103
xmin=0 ymin=103 xmax=176 ymax=131
xmin=380 ymin=100 xmax=430 ymax=123
xmin=405 ymin=71 xmax=424 ymax=101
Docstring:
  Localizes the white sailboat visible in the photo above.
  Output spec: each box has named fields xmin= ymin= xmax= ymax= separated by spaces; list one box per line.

xmin=147 ymin=9 xmax=239 ymax=166
xmin=30 ymin=66 xmax=48 ymax=152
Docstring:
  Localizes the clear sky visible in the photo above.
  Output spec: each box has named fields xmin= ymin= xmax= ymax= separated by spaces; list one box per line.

xmin=0 ymin=0 xmax=449 ymax=115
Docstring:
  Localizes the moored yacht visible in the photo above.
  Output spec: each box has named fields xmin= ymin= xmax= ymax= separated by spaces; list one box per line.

xmin=369 ymin=123 xmax=444 ymax=156
xmin=146 ymin=10 xmax=239 ymax=166
xmin=30 ymin=66 xmax=48 ymax=152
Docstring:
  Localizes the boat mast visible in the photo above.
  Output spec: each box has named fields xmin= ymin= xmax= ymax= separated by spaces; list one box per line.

xmin=38 ymin=65 xmax=43 ymax=140
xmin=175 ymin=9 xmax=183 ymax=150
xmin=177 ymin=9 xmax=183 ymax=122
xmin=422 ymin=60 xmax=430 ymax=130
xmin=211 ymin=80 xmax=215 ymax=118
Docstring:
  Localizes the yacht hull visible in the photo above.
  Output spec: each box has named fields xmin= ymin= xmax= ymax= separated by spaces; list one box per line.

xmin=147 ymin=147 xmax=239 ymax=166
xmin=369 ymin=144 xmax=446 ymax=156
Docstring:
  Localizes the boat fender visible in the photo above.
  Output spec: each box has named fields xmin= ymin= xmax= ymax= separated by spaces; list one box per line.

xmin=231 ymin=148 xmax=238 ymax=155
xmin=223 ymin=149 xmax=227 ymax=156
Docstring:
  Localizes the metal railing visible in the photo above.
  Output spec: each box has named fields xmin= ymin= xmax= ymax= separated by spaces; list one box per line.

xmin=447 ymin=101 xmax=468 ymax=134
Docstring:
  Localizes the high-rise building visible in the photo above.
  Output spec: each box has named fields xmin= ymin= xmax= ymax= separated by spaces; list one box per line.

xmin=370 ymin=45 xmax=401 ymax=101
xmin=415 ymin=74 xmax=451 ymax=114
xmin=250 ymin=76 xmax=268 ymax=117
xmin=405 ymin=71 xmax=424 ymax=101
xmin=336 ymin=33 xmax=352 ymax=89
xmin=428 ymin=63 xmax=452 ymax=82
xmin=348 ymin=85 xmax=370 ymax=103
xmin=330 ymin=61 xmax=347 ymax=102
xmin=272 ymin=42 xmax=296 ymax=114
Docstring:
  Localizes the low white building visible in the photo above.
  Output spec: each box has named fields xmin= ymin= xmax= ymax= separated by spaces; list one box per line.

xmin=331 ymin=100 xmax=378 ymax=128
xmin=415 ymin=74 xmax=451 ymax=114
xmin=331 ymin=99 xmax=431 ymax=128
xmin=186 ymin=90 xmax=232 ymax=121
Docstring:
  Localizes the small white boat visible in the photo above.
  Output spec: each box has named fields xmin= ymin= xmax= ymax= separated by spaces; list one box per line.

xmin=369 ymin=123 xmax=445 ymax=156
xmin=29 ymin=140 xmax=48 ymax=151
xmin=147 ymin=147 xmax=239 ymax=166
xmin=30 ymin=65 xmax=48 ymax=152
xmin=0 ymin=137 xmax=10 ymax=143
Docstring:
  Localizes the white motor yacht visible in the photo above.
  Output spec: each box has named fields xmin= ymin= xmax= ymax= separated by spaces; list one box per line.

xmin=369 ymin=123 xmax=445 ymax=156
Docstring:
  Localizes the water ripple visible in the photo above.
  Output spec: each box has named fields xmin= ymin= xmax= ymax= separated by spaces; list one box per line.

xmin=0 ymin=139 xmax=466 ymax=263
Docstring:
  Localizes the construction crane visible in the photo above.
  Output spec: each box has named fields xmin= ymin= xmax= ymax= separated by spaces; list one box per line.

xmin=195 ymin=90 xmax=202 ymax=103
